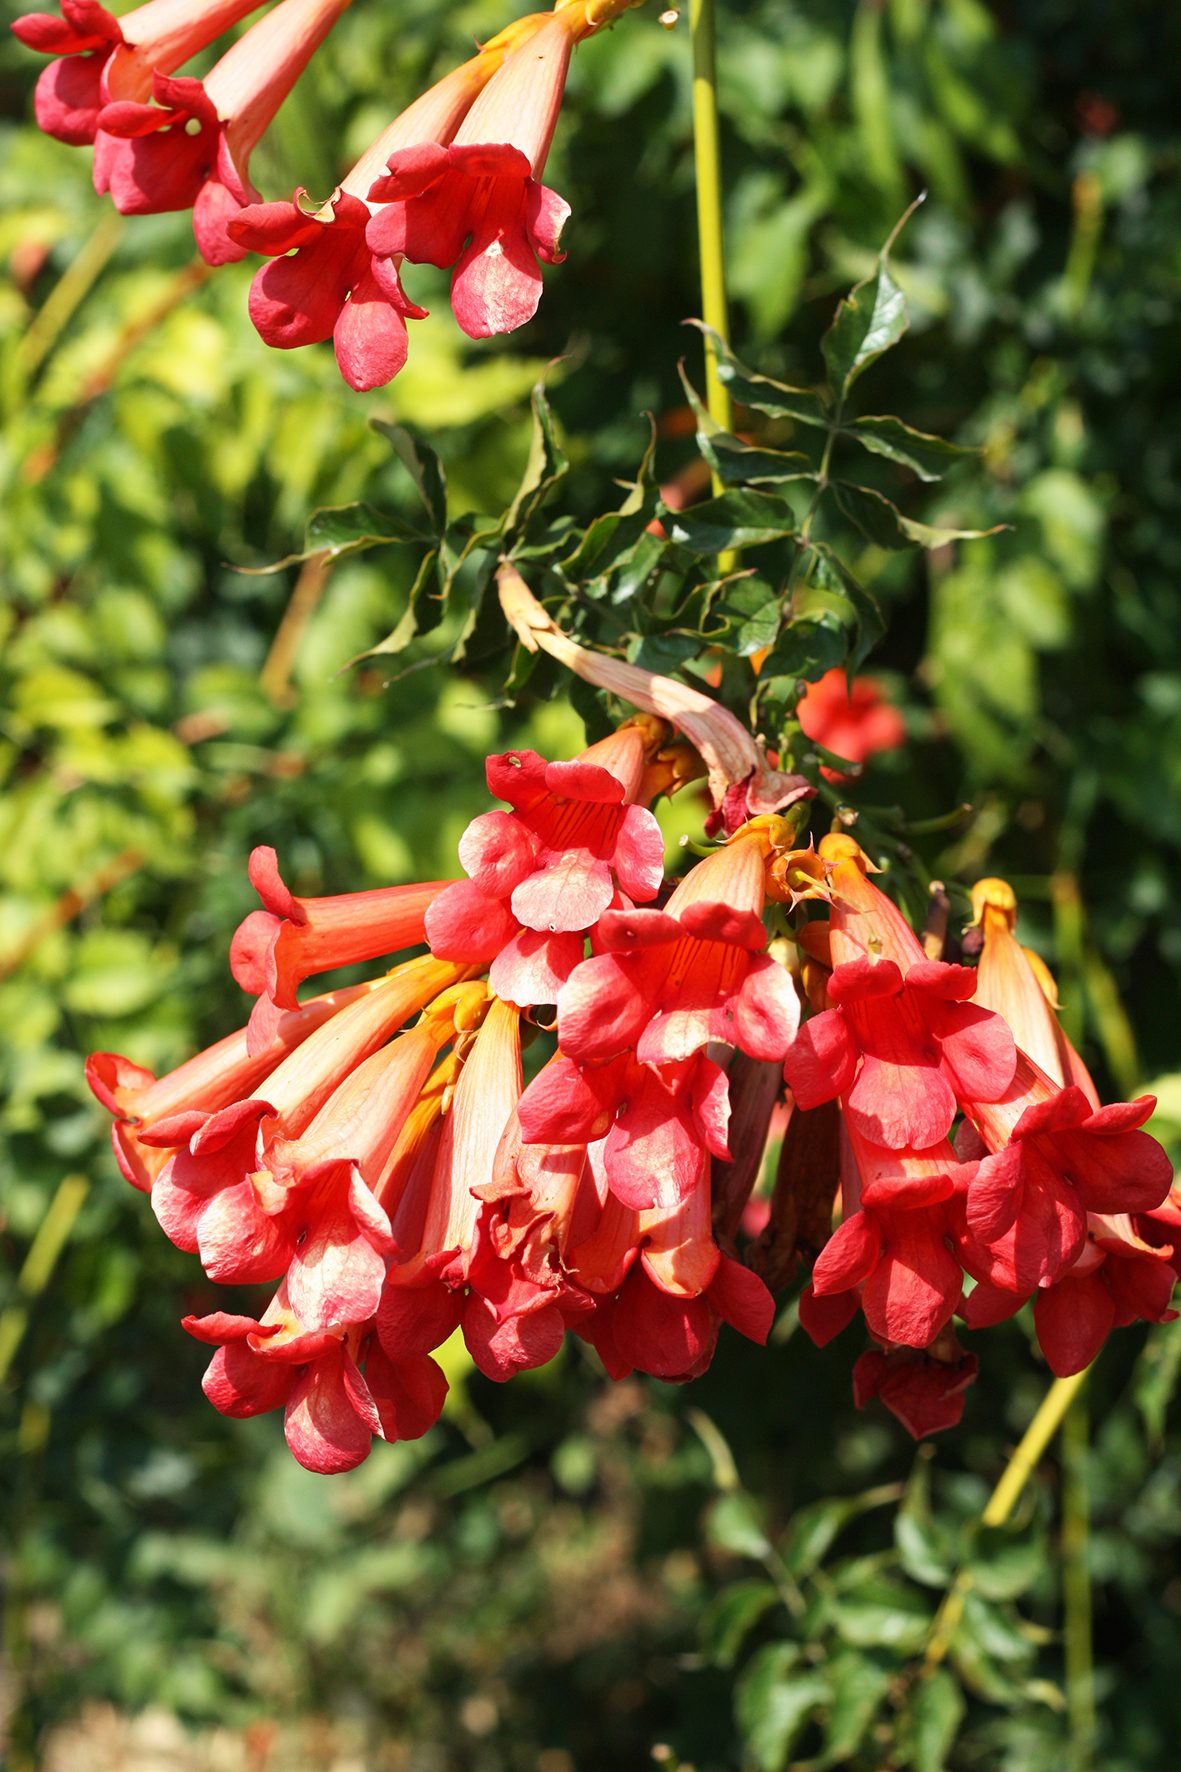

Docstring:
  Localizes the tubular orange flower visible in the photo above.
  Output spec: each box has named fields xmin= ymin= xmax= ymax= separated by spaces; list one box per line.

xmin=87 ymin=982 xmax=373 ymax=1190
xmin=136 ymin=957 xmax=465 ymax=1282
xmin=365 ymin=0 xmax=642 ymax=341
xmin=12 ymin=0 xmax=266 ymax=146
xmin=228 ymin=846 xmax=448 ymax=1055
xmin=226 ymin=12 xmax=551 ymax=389
xmin=93 ymin=0 xmax=356 ymax=263
xmin=969 ymin=875 xmax=1099 ymax=1105
xmin=425 ymin=725 xmax=667 ymax=1007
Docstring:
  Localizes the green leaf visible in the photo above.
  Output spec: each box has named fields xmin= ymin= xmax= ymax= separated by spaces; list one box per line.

xmin=711 ymin=577 xmax=783 ymax=655
xmin=504 ymin=378 xmax=569 ymax=538
xmin=821 ymin=256 xmax=908 ymax=399
xmin=559 ymin=432 xmax=661 ymax=586
xmin=958 ymin=1591 xmax=1035 ymax=1664
xmin=810 ymin=546 xmax=886 ymax=668
xmin=1134 ymin=1314 xmax=1181 ymax=1448
xmin=906 ymin=1668 xmax=965 ymax=1772
xmin=758 ymin=611 xmax=849 ymax=685
xmin=968 ymin=1525 xmax=1045 ymax=1601
xmin=819 ymin=1652 xmax=891 ymax=1763
xmin=305 ymin=501 xmax=429 ymax=558
xmin=627 ymin=632 xmax=701 ymax=675
xmin=686 ymin=322 xmax=830 ymax=428
xmin=894 ymin=1511 xmax=954 ymax=1588
xmin=735 ymin=1643 xmax=830 ymax=1772
xmin=704 ymin=431 xmax=812 ymax=487
xmin=699 ymin=1580 xmax=782 ymax=1667
xmin=677 ymin=364 xmax=811 ymax=485
xmin=662 ymin=490 xmax=797 ymax=554
xmin=834 ymin=482 xmax=1001 ymax=551
xmin=949 ymin=1632 xmax=1028 ymax=1706
xmin=707 ymin=1491 xmax=774 ymax=1560
xmin=830 ymin=1579 xmax=931 ymax=1654
xmin=439 ymin=511 xmax=505 ymax=600
xmin=781 ymin=1498 xmax=862 ymax=1579
xmin=370 ymin=421 xmax=448 ymax=532
xmin=845 ymin=415 xmax=974 ymax=482
xmin=605 ymin=528 xmax=672 ymax=603
xmin=339 ymin=548 xmax=440 ymax=670
xmin=451 ymin=553 xmax=504 ymax=664
xmin=568 ymin=672 xmax=615 ymax=743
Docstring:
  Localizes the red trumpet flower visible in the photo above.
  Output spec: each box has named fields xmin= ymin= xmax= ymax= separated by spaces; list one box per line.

xmin=226 ymin=14 xmax=550 ymax=390
xmin=185 ymin=1285 xmax=447 ymax=1474
xmin=426 ymin=726 xmax=666 ymax=1006
xmin=366 ymin=8 xmax=578 ymax=340
xmin=12 ymin=0 xmax=264 ymax=147
xmin=93 ymin=0 xmax=354 ymax=263
xmin=228 ymin=845 xmax=447 ymax=1054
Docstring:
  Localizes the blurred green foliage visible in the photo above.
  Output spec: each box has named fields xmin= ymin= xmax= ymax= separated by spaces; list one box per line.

xmin=2 ymin=0 xmax=1181 ymax=1766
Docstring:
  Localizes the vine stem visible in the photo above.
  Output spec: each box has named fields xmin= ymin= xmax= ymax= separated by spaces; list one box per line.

xmin=922 ymin=1366 xmax=1091 ymax=1672
xmin=1062 ymin=1390 xmax=1096 ymax=1764
xmin=689 ymin=0 xmax=733 ymax=465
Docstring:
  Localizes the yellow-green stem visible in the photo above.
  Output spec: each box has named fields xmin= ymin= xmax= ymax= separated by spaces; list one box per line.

xmin=0 ymin=1174 xmax=89 ymax=1386
xmin=13 ymin=211 xmax=123 ymax=390
xmin=983 ymin=1368 xmax=1090 ymax=1525
xmin=689 ymin=0 xmax=733 ymax=470
xmin=1062 ymin=1391 xmax=1096 ymax=1763
xmin=924 ymin=1367 xmax=1091 ymax=1671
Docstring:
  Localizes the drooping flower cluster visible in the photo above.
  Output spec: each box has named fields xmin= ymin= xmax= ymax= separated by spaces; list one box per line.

xmin=12 ymin=0 xmax=642 ymax=386
xmin=89 ymin=718 xmax=784 ymax=1470
xmin=784 ymin=846 xmax=1174 ymax=1435
xmin=87 ymin=710 xmax=1175 ymax=1468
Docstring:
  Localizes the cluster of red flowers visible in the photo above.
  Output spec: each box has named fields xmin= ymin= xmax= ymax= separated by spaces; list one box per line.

xmin=12 ymin=0 xmax=635 ymax=388
xmin=87 ymin=719 xmax=1176 ymax=1469
xmin=788 ymin=855 xmax=1176 ymax=1435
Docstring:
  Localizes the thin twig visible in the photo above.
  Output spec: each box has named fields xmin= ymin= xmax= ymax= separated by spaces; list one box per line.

xmin=259 ymin=551 xmax=334 ymax=707
xmin=0 ymin=848 xmax=142 ymax=983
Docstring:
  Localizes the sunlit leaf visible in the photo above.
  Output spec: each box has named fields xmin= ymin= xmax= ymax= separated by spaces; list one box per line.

xmin=735 ymin=1643 xmax=831 ymax=1771
xmin=686 ymin=322 xmax=830 ymax=428
xmin=905 ymin=1667 xmax=965 ymax=1772
xmin=846 ymin=414 xmax=974 ymax=481
xmin=662 ymin=490 xmax=797 ymax=554
xmin=821 ymin=255 xmax=908 ymax=399
xmin=370 ymin=421 xmax=448 ymax=533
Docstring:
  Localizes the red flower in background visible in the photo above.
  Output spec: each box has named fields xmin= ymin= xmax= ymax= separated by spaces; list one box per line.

xmin=92 ymin=0 xmax=355 ymax=263
xmin=12 ymin=0 xmax=263 ymax=146
xmin=797 ymin=669 xmax=906 ymax=782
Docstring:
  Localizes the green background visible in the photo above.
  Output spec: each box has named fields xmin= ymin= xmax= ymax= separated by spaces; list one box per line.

xmin=2 ymin=0 xmax=1181 ymax=1765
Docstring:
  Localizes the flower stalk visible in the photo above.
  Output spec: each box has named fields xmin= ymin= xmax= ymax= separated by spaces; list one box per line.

xmin=1062 ymin=1390 xmax=1097 ymax=1764
xmin=922 ymin=1366 xmax=1092 ymax=1673
xmin=688 ymin=0 xmax=731 ymax=452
